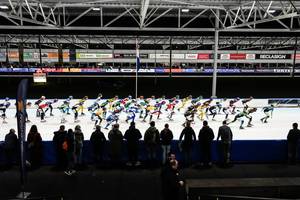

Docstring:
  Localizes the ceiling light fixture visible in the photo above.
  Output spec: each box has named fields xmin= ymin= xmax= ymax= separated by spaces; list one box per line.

xmin=92 ymin=7 xmax=101 ymax=11
xmin=181 ymin=8 xmax=189 ymax=13
xmin=0 ymin=5 xmax=9 ymax=9
xmin=268 ymin=9 xmax=276 ymax=13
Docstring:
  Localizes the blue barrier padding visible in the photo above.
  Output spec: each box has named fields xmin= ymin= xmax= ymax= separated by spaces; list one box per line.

xmin=0 ymin=140 xmax=297 ymax=165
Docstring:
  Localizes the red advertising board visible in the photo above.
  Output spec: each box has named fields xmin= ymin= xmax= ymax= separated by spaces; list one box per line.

xmin=197 ymin=54 xmax=210 ymax=60
xmin=230 ymin=54 xmax=246 ymax=60
xmin=291 ymin=54 xmax=300 ymax=60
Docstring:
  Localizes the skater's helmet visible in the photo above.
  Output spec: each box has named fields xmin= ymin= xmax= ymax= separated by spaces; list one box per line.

xmin=5 ymin=97 xmax=9 ymax=101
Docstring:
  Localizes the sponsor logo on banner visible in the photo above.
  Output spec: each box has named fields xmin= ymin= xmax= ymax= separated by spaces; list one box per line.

xmin=153 ymin=54 xmax=169 ymax=59
xmin=255 ymin=69 xmax=273 ymax=73
xmin=230 ymin=54 xmax=246 ymax=60
xmin=241 ymin=69 xmax=255 ymax=73
xmin=220 ymin=54 xmax=230 ymax=60
xmin=204 ymin=68 xmax=241 ymax=73
xmin=256 ymin=54 xmax=291 ymax=59
xmin=291 ymin=54 xmax=300 ymax=59
xmin=155 ymin=68 xmax=165 ymax=73
xmin=69 ymin=68 xmax=81 ymax=72
xmin=197 ymin=54 xmax=210 ymax=60
xmin=185 ymin=54 xmax=198 ymax=60
xmin=8 ymin=51 xmax=19 ymax=59
xmin=274 ymin=69 xmax=291 ymax=73
xmin=114 ymin=54 xmax=148 ymax=59
xmin=121 ymin=69 xmax=135 ymax=72
xmin=81 ymin=68 xmax=102 ymax=72
xmin=172 ymin=54 xmax=184 ymax=59
xmin=0 ymin=52 xmax=6 ymax=61
xmin=138 ymin=69 xmax=155 ymax=72
xmin=184 ymin=69 xmax=197 ymax=73
xmin=77 ymin=53 xmax=113 ymax=59
xmin=246 ymin=54 xmax=255 ymax=60
xmin=105 ymin=69 xmax=119 ymax=72
xmin=149 ymin=54 xmax=184 ymax=59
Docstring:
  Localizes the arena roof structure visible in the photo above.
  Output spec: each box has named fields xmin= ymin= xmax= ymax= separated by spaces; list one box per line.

xmin=0 ymin=0 xmax=299 ymax=34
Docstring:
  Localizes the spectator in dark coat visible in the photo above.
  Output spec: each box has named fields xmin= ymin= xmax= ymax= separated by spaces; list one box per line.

xmin=287 ymin=123 xmax=300 ymax=164
xmin=90 ymin=125 xmax=106 ymax=165
xmin=3 ymin=129 xmax=18 ymax=168
xmin=144 ymin=121 xmax=160 ymax=166
xmin=65 ymin=128 xmax=76 ymax=176
xmin=160 ymin=123 xmax=173 ymax=165
xmin=74 ymin=125 xmax=84 ymax=166
xmin=108 ymin=123 xmax=123 ymax=166
xmin=53 ymin=125 xmax=67 ymax=169
xmin=179 ymin=121 xmax=196 ymax=166
xmin=217 ymin=120 xmax=233 ymax=166
xmin=198 ymin=120 xmax=215 ymax=167
xmin=27 ymin=125 xmax=43 ymax=169
xmin=124 ymin=122 xmax=142 ymax=166
xmin=161 ymin=159 xmax=186 ymax=200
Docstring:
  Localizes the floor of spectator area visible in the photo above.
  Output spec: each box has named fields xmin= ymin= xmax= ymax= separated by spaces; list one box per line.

xmin=1 ymin=163 xmax=300 ymax=200
xmin=1 ymin=98 xmax=300 ymax=141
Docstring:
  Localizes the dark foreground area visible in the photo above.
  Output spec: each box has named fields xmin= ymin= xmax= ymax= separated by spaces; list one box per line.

xmin=2 ymin=163 xmax=300 ymax=200
xmin=1 ymin=76 xmax=300 ymax=98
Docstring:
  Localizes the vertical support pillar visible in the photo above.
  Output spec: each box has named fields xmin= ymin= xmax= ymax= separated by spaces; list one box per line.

xmin=169 ymin=37 xmax=172 ymax=78
xmin=211 ymin=9 xmax=220 ymax=98
xmin=39 ymin=35 xmax=42 ymax=66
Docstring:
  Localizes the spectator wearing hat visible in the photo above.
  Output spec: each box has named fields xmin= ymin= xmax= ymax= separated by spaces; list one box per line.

xmin=124 ymin=122 xmax=142 ymax=166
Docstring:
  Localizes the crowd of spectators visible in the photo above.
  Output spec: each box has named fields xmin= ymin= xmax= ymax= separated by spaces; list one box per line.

xmin=1 ymin=121 xmax=300 ymax=174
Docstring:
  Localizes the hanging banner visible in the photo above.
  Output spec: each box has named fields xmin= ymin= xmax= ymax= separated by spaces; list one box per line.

xmin=0 ymin=52 xmax=6 ymax=61
xmin=256 ymin=54 xmax=291 ymax=59
xmin=220 ymin=54 xmax=230 ymax=60
xmin=246 ymin=54 xmax=256 ymax=60
xmin=185 ymin=54 xmax=198 ymax=60
xmin=230 ymin=54 xmax=246 ymax=60
xmin=114 ymin=53 xmax=148 ymax=59
xmin=197 ymin=54 xmax=211 ymax=60
xmin=76 ymin=53 xmax=113 ymax=59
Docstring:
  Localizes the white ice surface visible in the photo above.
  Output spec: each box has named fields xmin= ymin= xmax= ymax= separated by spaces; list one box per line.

xmin=0 ymin=99 xmax=299 ymax=141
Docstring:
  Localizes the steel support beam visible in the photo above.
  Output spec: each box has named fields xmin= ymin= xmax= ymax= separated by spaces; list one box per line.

xmin=212 ymin=9 xmax=219 ymax=98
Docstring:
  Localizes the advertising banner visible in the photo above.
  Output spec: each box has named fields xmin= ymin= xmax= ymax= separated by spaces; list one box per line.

xmin=114 ymin=53 xmax=148 ymax=59
xmin=197 ymin=54 xmax=211 ymax=60
xmin=149 ymin=54 xmax=184 ymax=59
xmin=0 ymin=52 xmax=6 ymax=61
xmin=256 ymin=54 xmax=291 ymax=59
xmin=220 ymin=54 xmax=230 ymax=60
xmin=246 ymin=54 xmax=256 ymax=60
xmin=185 ymin=54 xmax=198 ymax=60
xmin=230 ymin=54 xmax=246 ymax=60
xmin=76 ymin=53 xmax=113 ymax=59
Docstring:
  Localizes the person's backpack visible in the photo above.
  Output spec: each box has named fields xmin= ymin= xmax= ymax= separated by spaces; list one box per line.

xmin=75 ymin=131 xmax=83 ymax=145
xmin=62 ymin=138 xmax=68 ymax=151
xmin=145 ymin=127 xmax=157 ymax=144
